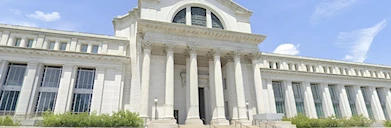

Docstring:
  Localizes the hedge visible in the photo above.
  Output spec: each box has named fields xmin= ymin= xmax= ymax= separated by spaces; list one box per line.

xmin=384 ymin=120 xmax=391 ymax=127
xmin=42 ymin=110 xmax=143 ymax=127
xmin=283 ymin=114 xmax=373 ymax=128
xmin=0 ymin=116 xmax=20 ymax=126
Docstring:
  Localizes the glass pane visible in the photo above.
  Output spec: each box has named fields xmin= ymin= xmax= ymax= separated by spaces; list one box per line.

xmin=27 ymin=39 xmax=34 ymax=48
xmin=4 ymin=64 xmax=27 ymax=86
xmin=92 ymin=45 xmax=99 ymax=54
xmin=191 ymin=7 xmax=206 ymax=27
xmin=75 ymin=68 xmax=95 ymax=89
xmin=14 ymin=38 xmax=21 ymax=46
xmin=71 ymin=94 xmax=92 ymax=113
xmin=41 ymin=66 xmax=62 ymax=87
xmin=173 ymin=8 xmax=186 ymax=24
xmin=81 ymin=45 xmax=88 ymax=52
xmin=211 ymin=13 xmax=224 ymax=29
xmin=60 ymin=43 xmax=67 ymax=51
xmin=0 ymin=91 xmax=20 ymax=113
xmin=49 ymin=42 xmax=55 ymax=50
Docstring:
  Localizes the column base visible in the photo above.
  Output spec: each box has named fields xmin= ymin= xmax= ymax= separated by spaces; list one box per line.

xmin=149 ymin=119 xmax=177 ymax=128
xmin=211 ymin=118 xmax=229 ymax=125
xmin=140 ymin=116 xmax=151 ymax=126
xmin=185 ymin=118 xmax=203 ymax=125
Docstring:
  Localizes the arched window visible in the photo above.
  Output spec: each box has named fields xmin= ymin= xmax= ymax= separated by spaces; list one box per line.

xmin=172 ymin=7 xmax=225 ymax=29
xmin=191 ymin=7 xmax=206 ymax=27
xmin=211 ymin=13 xmax=224 ymax=29
xmin=173 ymin=8 xmax=186 ymax=24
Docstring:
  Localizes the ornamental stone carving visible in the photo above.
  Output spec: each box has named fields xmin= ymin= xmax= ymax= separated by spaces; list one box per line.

xmin=164 ymin=44 xmax=175 ymax=54
xmin=142 ymin=41 xmax=153 ymax=50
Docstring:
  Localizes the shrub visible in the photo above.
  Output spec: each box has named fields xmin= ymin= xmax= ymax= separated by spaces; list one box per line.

xmin=42 ymin=110 xmax=143 ymax=127
xmin=384 ymin=120 xmax=391 ymax=127
xmin=0 ymin=116 xmax=20 ymax=126
xmin=285 ymin=114 xmax=373 ymax=128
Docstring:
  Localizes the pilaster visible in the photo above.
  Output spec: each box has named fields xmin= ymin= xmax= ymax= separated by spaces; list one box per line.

xmin=369 ymin=87 xmax=385 ymax=120
xmin=303 ymin=81 xmax=317 ymax=118
xmin=90 ymin=67 xmax=106 ymax=114
xmin=140 ymin=42 xmax=152 ymax=118
xmin=284 ymin=80 xmax=297 ymax=118
xmin=384 ymin=88 xmax=391 ymax=120
xmin=266 ymin=79 xmax=277 ymax=113
xmin=54 ymin=65 xmax=77 ymax=113
xmin=321 ymin=83 xmax=335 ymax=117
xmin=354 ymin=86 xmax=369 ymax=118
xmin=337 ymin=85 xmax=352 ymax=118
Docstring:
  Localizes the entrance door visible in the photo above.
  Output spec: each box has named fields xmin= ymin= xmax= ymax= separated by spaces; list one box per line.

xmin=198 ymin=88 xmax=206 ymax=124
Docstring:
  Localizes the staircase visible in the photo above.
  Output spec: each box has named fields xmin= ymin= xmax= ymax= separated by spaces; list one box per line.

xmin=176 ymin=120 xmax=296 ymax=128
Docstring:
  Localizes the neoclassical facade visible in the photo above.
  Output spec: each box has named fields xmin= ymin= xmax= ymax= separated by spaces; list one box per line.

xmin=0 ymin=0 xmax=391 ymax=127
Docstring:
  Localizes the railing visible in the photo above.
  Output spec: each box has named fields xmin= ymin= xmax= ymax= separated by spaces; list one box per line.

xmin=231 ymin=120 xmax=251 ymax=128
xmin=252 ymin=119 xmax=280 ymax=128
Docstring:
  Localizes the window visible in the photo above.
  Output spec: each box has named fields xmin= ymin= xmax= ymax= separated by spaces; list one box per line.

xmin=329 ymin=85 xmax=341 ymax=118
xmin=293 ymin=82 xmax=305 ymax=115
xmin=312 ymin=66 xmax=317 ymax=72
xmin=374 ymin=71 xmax=378 ymax=78
xmin=35 ymin=92 xmax=57 ymax=114
xmin=275 ymin=63 xmax=280 ymax=69
xmin=173 ymin=8 xmax=186 ymax=24
xmin=48 ymin=41 xmax=55 ymax=50
xmin=376 ymin=88 xmax=389 ymax=120
xmin=288 ymin=64 xmax=292 ymax=70
xmin=361 ymin=87 xmax=374 ymax=120
xmin=4 ymin=63 xmax=27 ymax=86
xmin=273 ymin=81 xmax=285 ymax=115
xmin=211 ymin=13 xmax=223 ymax=29
xmin=35 ymin=66 xmax=62 ymax=115
xmin=191 ymin=7 xmax=206 ymax=27
xmin=71 ymin=68 xmax=95 ymax=113
xmin=14 ymin=38 xmax=21 ymax=47
xmin=339 ymin=68 xmax=343 ymax=75
xmin=323 ymin=67 xmax=328 ymax=73
xmin=0 ymin=91 xmax=19 ymax=114
xmin=91 ymin=45 xmax=99 ymax=54
xmin=27 ymin=39 xmax=34 ymax=48
xmin=269 ymin=62 xmax=273 ymax=69
xmin=223 ymin=78 xmax=227 ymax=90
xmin=60 ymin=43 xmax=67 ymax=51
xmin=345 ymin=86 xmax=358 ymax=116
xmin=81 ymin=44 xmax=88 ymax=53
xmin=345 ymin=69 xmax=350 ymax=75
xmin=360 ymin=70 xmax=364 ymax=76
xmin=329 ymin=67 xmax=333 ymax=74
xmin=294 ymin=64 xmax=299 ymax=71
xmin=224 ymin=101 xmax=229 ymax=120
xmin=311 ymin=83 xmax=324 ymax=118
xmin=41 ymin=66 xmax=62 ymax=88
xmin=306 ymin=65 xmax=310 ymax=72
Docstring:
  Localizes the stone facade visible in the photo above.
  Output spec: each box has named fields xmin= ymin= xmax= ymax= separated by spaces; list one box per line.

xmin=0 ymin=0 xmax=390 ymax=127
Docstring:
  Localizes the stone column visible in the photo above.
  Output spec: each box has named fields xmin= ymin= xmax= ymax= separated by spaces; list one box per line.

xmin=185 ymin=46 xmax=202 ymax=124
xmin=209 ymin=49 xmax=229 ymax=125
xmin=354 ymin=86 xmax=369 ymax=117
xmin=285 ymin=80 xmax=297 ymax=118
xmin=368 ymin=87 xmax=385 ymax=120
xmin=90 ymin=67 xmax=106 ymax=114
xmin=54 ymin=65 xmax=77 ymax=113
xmin=384 ymin=88 xmax=391 ymax=120
xmin=15 ymin=62 xmax=42 ymax=117
xmin=0 ymin=60 xmax=8 ymax=88
xmin=248 ymin=53 xmax=267 ymax=114
xmin=266 ymin=79 xmax=277 ymax=113
xmin=303 ymin=81 xmax=317 ymax=118
xmin=140 ymin=42 xmax=152 ymax=119
xmin=229 ymin=51 xmax=248 ymax=120
xmin=336 ymin=85 xmax=352 ymax=118
xmin=164 ymin=44 xmax=175 ymax=120
xmin=321 ymin=83 xmax=335 ymax=117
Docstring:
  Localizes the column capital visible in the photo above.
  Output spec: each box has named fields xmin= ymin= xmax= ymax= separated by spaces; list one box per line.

xmin=184 ymin=45 xmax=197 ymax=58
xmin=164 ymin=44 xmax=175 ymax=54
xmin=245 ymin=52 xmax=262 ymax=63
xmin=207 ymin=49 xmax=222 ymax=61
xmin=225 ymin=51 xmax=241 ymax=62
xmin=142 ymin=41 xmax=153 ymax=50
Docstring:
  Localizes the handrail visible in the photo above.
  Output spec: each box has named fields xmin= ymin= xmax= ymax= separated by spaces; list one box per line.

xmin=253 ymin=119 xmax=280 ymax=128
xmin=231 ymin=120 xmax=251 ymax=128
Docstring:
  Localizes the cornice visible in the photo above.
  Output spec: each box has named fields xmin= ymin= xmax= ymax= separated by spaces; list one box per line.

xmin=215 ymin=0 xmax=253 ymax=17
xmin=262 ymin=52 xmax=391 ymax=69
xmin=261 ymin=68 xmax=391 ymax=82
xmin=0 ymin=46 xmax=130 ymax=63
xmin=137 ymin=19 xmax=266 ymax=45
xmin=0 ymin=24 xmax=128 ymax=41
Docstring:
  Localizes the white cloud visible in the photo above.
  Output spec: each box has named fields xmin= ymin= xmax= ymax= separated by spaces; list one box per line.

xmin=311 ymin=0 xmax=357 ymax=23
xmin=336 ymin=19 xmax=387 ymax=62
xmin=27 ymin=11 xmax=61 ymax=22
xmin=273 ymin=44 xmax=300 ymax=55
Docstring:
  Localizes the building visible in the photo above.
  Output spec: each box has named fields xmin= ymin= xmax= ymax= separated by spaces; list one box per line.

xmin=0 ymin=0 xmax=390 ymax=127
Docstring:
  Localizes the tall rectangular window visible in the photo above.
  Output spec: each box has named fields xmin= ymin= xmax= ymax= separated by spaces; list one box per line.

xmin=91 ymin=45 xmax=99 ymax=54
xmin=275 ymin=63 xmax=280 ymax=69
xmin=48 ymin=41 xmax=55 ymax=50
xmin=269 ymin=62 xmax=273 ymax=69
xmin=60 ymin=42 xmax=67 ymax=51
xmin=35 ymin=66 xmax=62 ymax=116
xmin=4 ymin=63 xmax=27 ymax=86
xmin=361 ymin=87 xmax=375 ymax=120
xmin=306 ymin=65 xmax=310 ymax=72
xmin=323 ymin=67 xmax=328 ymax=73
xmin=273 ymin=81 xmax=285 ymax=115
xmin=376 ymin=88 xmax=389 ymax=120
xmin=345 ymin=86 xmax=358 ymax=115
xmin=81 ymin=44 xmax=88 ymax=53
xmin=311 ymin=83 xmax=324 ymax=118
xmin=329 ymin=85 xmax=342 ymax=118
xmin=71 ymin=68 xmax=95 ymax=113
xmin=27 ymin=39 xmax=34 ymax=48
xmin=0 ymin=91 xmax=20 ymax=114
xmin=14 ymin=38 xmax=21 ymax=46
xmin=293 ymin=82 xmax=305 ymax=115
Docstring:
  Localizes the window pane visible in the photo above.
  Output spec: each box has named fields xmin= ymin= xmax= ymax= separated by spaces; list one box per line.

xmin=75 ymin=68 xmax=95 ymax=89
xmin=60 ymin=43 xmax=67 ymax=51
xmin=293 ymin=82 xmax=305 ymax=115
xmin=173 ymin=8 xmax=186 ymax=24
xmin=35 ymin=92 xmax=57 ymax=113
xmin=191 ymin=7 xmax=206 ymax=27
xmin=41 ymin=66 xmax=62 ymax=87
xmin=311 ymin=84 xmax=324 ymax=118
xmin=14 ymin=38 xmax=21 ymax=46
xmin=92 ymin=45 xmax=99 ymax=54
xmin=4 ymin=63 xmax=27 ymax=86
xmin=211 ymin=13 xmax=224 ymax=29
xmin=27 ymin=39 xmax=34 ymax=48
xmin=0 ymin=91 xmax=20 ymax=114
xmin=81 ymin=45 xmax=88 ymax=52
xmin=71 ymin=93 xmax=92 ymax=113
xmin=49 ymin=42 xmax=55 ymax=50
xmin=273 ymin=81 xmax=285 ymax=115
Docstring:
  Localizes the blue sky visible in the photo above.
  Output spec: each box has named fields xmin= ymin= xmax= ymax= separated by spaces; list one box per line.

xmin=0 ymin=0 xmax=390 ymax=65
